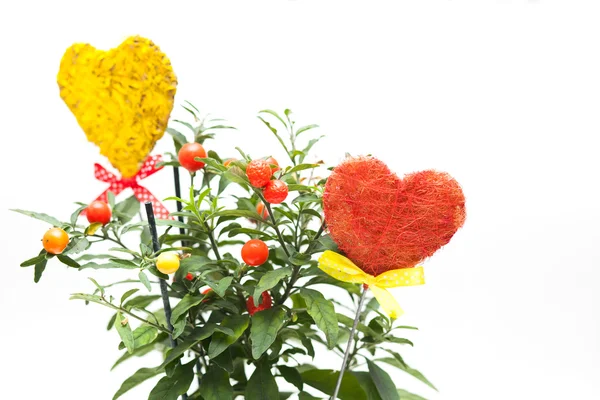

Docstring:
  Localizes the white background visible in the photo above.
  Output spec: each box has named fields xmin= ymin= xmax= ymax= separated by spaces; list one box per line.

xmin=1 ymin=1 xmax=599 ymax=399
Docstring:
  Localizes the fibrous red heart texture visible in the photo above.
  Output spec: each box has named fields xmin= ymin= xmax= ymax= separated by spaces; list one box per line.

xmin=323 ymin=156 xmax=466 ymax=276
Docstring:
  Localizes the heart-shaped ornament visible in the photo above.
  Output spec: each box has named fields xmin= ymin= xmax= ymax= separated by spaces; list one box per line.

xmin=323 ymin=156 xmax=466 ymax=276
xmin=57 ymin=36 xmax=177 ymax=178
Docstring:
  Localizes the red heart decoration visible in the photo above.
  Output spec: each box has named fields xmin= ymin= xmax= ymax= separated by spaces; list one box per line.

xmin=323 ymin=156 xmax=466 ymax=276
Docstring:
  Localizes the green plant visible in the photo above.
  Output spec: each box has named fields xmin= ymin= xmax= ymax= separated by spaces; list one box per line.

xmin=15 ymin=105 xmax=435 ymax=400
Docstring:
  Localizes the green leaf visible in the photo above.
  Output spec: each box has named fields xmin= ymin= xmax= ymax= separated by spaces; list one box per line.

xmin=301 ymin=369 xmax=367 ymax=400
xmin=11 ymin=209 xmax=62 ymax=226
xmin=259 ymin=109 xmax=288 ymax=128
xmin=301 ymin=136 xmax=325 ymax=162
xmin=206 ymin=276 xmax=233 ymax=298
xmin=121 ymin=221 xmax=149 ymax=235
xmin=250 ymin=306 xmax=287 ymax=359
xmin=166 ymin=127 xmax=188 ymax=147
xmin=110 ymin=258 xmax=139 ymax=268
xmin=386 ymin=337 xmax=414 ymax=346
xmin=111 ymin=334 xmax=166 ymax=370
xmin=115 ymin=312 xmax=135 ymax=354
xmin=69 ymin=293 xmax=104 ymax=305
xmin=208 ymin=315 xmax=249 ymax=359
xmin=352 ymin=372 xmax=383 ymax=400
xmin=245 ymin=361 xmax=279 ymax=400
xmin=292 ymin=194 xmax=321 ymax=205
xmin=367 ymin=360 xmax=400 ymax=400
xmin=64 ymin=237 xmax=90 ymax=255
xmin=378 ymin=358 xmax=437 ymax=391
xmin=287 ymin=184 xmax=315 ymax=192
xmin=107 ymin=313 xmax=117 ymax=330
xmin=199 ymin=365 xmax=233 ymax=400
xmin=257 ymin=116 xmax=290 ymax=154
xmin=287 ymin=163 xmax=320 ymax=175
xmin=139 ymin=271 xmax=152 ymax=292
xmin=295 ymin=124 xmax=319 ymax=136
xmin=124 ymin=295 xmax=161 ymax=310
xmin=337 ymin=313 xmax=383 ymax=340
xmin=119 ymin=325 xmax=158 ymax=350
xmin=160 ymin=324 xmax=234 ymax=368
xmin=79 ymin=261 xmax=138 ymax=270
xmin=149 ymin=361 xmax=194 ymax=400
xmin=20 ymin=252 xmax=47 ymax=267
xmin=57 ymin=254 xmax=81 ymax=268
xmin=172 ymin=318 xmax=186 ymax=340
xmin=114 ymin=195 xmax=140 ymax=223
xmin=299 ymin=289 xmax=338 ymax=349
xmin=107 ymin=191 xmax=116 ymax=208
xmin=70 ymin=204 xmax=87 ymax=225
xmin=112 ymin=366 xmax=163 ymax=400
xmin=298 ymin=393 xmax=321 ymax=400
xmin=34 ymin=258 xmax=48 ymax=283
xmin=396 ymin=389 xmax=428 ymax=400
xmin=279 ymin=365 xmax=303 ymax=391
xmin=120 ymin=289 xmax=140 ymax=305
xmin=170 ymin=294 xmax=204 ymax=325
xmin=253 ymin=267 xmax=292 ymax=305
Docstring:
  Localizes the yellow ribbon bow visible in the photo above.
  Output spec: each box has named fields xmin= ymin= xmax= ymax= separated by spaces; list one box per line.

xmin=318 ymin=250 xmax=425 ymax=319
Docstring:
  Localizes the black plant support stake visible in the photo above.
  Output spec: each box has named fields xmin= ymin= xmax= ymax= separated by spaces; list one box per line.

xmin=172 ymin=166 xmax=204 ymax=387
xmin=144 ymin=201 xmax=189 ymax=400
xmin=172 ymin=167 xmax=185 ymax=236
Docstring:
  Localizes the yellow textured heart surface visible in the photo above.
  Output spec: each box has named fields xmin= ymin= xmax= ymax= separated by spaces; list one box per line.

xmin=57 ymin=36 xmax=177 ymax=178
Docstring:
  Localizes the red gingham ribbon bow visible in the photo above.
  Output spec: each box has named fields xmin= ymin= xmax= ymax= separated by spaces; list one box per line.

xmin=89 ymin=155 xmax=172 ymax=220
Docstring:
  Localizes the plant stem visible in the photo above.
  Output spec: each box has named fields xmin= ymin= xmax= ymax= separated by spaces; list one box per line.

xmin=331 ymin=286 xmax=368 ymax=400
xmin=205 ymin=222 xmax=222 ymax=260
xmin=90 ymin=234 xmax=129 ymax=250
xmin=262 ymin=199 xmax=291 ymax=258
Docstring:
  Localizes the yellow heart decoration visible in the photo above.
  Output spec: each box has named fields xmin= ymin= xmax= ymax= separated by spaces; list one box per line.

xmin=57 ymin=36 xmax=178 ymax=178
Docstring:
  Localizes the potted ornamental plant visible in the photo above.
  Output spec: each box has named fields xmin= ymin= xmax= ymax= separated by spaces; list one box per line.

xmin=15 ymin=36 xmax=465 ymax=400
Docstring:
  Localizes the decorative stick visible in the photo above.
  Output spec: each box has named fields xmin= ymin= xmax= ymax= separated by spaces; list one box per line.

xmin=331 ymin=286 xmax=368 ymax=400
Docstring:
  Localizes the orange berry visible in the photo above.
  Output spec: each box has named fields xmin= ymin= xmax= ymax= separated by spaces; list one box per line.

xmin=246 ymin=160 xmax=272 ymax=187
xmin=224 ymin=158 xmax=237 ymax=167
xmin=263 ymin=180 xmax=288 ymax=204
xmin=42 ymin=228 xmax=69 ymax=255
xmin=256 ymin=202 xmax=269 ymax=219
xmin=178 ymin=142 xmax=207 ymax=172
xmin=241 ymin=239 xmax=269 ymax=266
xmin=86 ymin=200 xmax=112 ymax=225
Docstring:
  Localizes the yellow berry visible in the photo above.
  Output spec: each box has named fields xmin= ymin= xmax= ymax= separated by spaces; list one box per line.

xmin=156 ymin=253 xmax=180 ymax=274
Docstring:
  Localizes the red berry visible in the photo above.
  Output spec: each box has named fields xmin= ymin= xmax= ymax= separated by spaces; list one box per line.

xmin=185 ymin=273 xmax=194 ymax=281
xmin=263 ymin=180 xmax=288 ymax=204
xmin=86 ymin=200 xmax=112 ymax=225
xmin=178 ymin=142 xmax=207 ymax=172
xmin=246 ymin=159 xmax=272 ymax=187
xmin=266 ymin=156 xmax=280 ymax=175
xmin=246 ymin=292 xmax=273 ymax=315
xmin=201 ymin=287 xmax=213 ymax=295
xmin=241 ymin=239 xmax=269 ymax=266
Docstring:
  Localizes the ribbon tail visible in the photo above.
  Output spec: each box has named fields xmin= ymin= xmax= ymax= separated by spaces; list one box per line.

xmin=370 ymin=285 xmax=404 ymax=320
xmin=135 ymin=154 xmax=164 ymax=179
xmin=133 ymin=187 xmax=172 ymax=220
